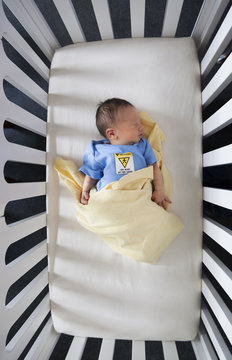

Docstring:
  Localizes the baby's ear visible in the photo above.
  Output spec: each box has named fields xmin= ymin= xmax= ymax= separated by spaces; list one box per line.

xmin=106 ymin=128 xmax=116 ymax=139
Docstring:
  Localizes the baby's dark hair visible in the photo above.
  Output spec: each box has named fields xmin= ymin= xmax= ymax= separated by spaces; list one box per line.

xmin=96 ymin=98 xmax=133 ymax=138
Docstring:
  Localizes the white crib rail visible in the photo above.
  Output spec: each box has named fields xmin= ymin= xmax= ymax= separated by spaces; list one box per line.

xmin=6 ymin=0 xmax=59 ymax=54
xmin=201 ymin=5 xmax=232 ymax=77
xmin=0 ymin=217 xmax=57 ymax=360
xmin=192 ymin=0 xmax=230 ymax=56
xmin=203 ymin=218 xmax=232 ymax=255
xmin=161 ymin=0 xmax=184 ymax=37
xmin=0 ymin=1 xmax=58 ymax=359
xmin=52 ymin=0 xmax=85 ymax=43
xmin=130 ymin=0 xmax=146 ymax=38
xmin=63 ymin=338 xmax=197 ymax=360
xmin=202 ymin=52 xmax=232 ymax=108
xmin=203 ymin=98 xmax=232 ymax=137
xmin=0 ymin=0 xmax=231 ymax=359
xmin=201 ymin=302 xmax=231 ymax=360
xmin=200 ymin=3 xmax=232 ymax=359
xmin=202 ymin=277 xmax=232 ymax=344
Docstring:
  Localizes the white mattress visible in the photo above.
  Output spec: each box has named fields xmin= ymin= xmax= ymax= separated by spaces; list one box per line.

xmin=47 ymin=37 xmax=202 ymax=340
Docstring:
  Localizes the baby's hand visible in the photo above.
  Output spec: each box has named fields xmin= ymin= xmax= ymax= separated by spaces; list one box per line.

xmin=151 ymin=190 xmax=172 ymax=210
xmin=81 ymin=190 xmax=90 ymax=205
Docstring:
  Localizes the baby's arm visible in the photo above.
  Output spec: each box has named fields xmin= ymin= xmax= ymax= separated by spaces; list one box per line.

xmin=151 ymin=163 xmax=172 ymax=210
xmin=81 ymin=175 xmax=97 ymax=205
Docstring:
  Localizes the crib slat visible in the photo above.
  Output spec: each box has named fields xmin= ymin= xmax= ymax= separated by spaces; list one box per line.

xmin=1 ymin=213 xmax=46 ymax=248
xmin=201 ymin=302 xmax=231 ymax=360
xmin=0 ymin=35 xmax=46 ymax=136
xmin=203 ymin=247 xmax=232 ymax=299
xmin=5 ymin=71 xmax=47 ymax=108
xmin=202 ymin=277 xmax=232 ymax=344
xmin=132 ymin=341 xmax=145 ymax=360
xmin=0 ymin=139 xmax=46 ymax=165
xmin=130 ymin=0 xmax=145 ymax=38
xmin=3 ymin=110 xmax=46 ymax=141
xmin=203 ymin=187 xmax=232 ymax=210
xmin=203 ymin=144 xmax=232 ymax=167
xmin=162 ymin=342 xmax=179 ymax=360
xmin=5 ymin=268 xmax=48 ymax=314
xmin=192 ymin=0 xmax=230 ymax=54
xmin=203 ymin=218 xmax=232 ymax=255
xmin=13 ymin=311 xmax=50 ymax=360
xmin=202 ymin=52 xmax=232 ymax=108
xmin=65 ymin=337 xmax=87 ymax=360
xmin=97 ymin=339 xmax=115 ymax=360
xmin=6 ymin=271 xmax=48 ymax=321
xmin=22 ymin=317 xmax=53 ymax=360
xmin=162 ymin=0 xmax=184 ymax=37
xmin=20 ymin=0 xmax=60 ymax=51
xmin=1 ymin=36 xmax=48 ymax=108
xmin=203 ymin=99 xmax=232 ymax=137
xmin=92 ymin=0 xmax=114 ymax=40
xmin=0 ymin=95 xmax=46 ymax=137
xmin=3 ymin=0 xmax=54 ymax=60
xmin=193 ymin=322 xmax=219 ymax=360
xmin=191 ymin=0 xmax=215 ymax=43
xmin=0 ymin=215 xmax=47 ymax=308
xmin=53 ymin=0 xmax=85 ymax=43
xmin=34 ymin=320 xmax=59 ymax=360
xmin=8 ymin=239 xmax=46 ymax=267
xmin=6 ymin=295 xmax=50 ymax=352
xmin=6 ymin=242 xmax=47 ymax=285
xmin=25 ymin=323 xmax=56 ymax=360
xmin=192 ymin=334 xmax=209 ymax=360
xmin=2 ymin=31 xmax=49 ymax=81
xmin=201 ymin=6 xmax=232 ymax=77
xmin=0 ymin=182 xmax=46 ymax=216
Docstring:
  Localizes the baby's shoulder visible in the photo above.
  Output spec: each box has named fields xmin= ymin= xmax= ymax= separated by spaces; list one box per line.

xmin=87 ymin=139 xmax=110 ymax=156
xmin=87 ymin=139 xmax=106 ymax=148
xmin=137 ymin=137 xmax=147 ymax=149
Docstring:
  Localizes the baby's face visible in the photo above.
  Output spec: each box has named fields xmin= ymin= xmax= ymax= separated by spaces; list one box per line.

xmin=111 ymin=106 xmax=144 ymax=145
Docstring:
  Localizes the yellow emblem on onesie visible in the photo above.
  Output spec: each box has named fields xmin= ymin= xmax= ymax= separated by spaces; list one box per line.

xmin=114 ymin=152 xmax=135 ymax=174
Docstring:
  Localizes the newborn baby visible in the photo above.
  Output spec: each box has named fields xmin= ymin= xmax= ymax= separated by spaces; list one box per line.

xmin=79 ymin=98 xmax=171 ymax=209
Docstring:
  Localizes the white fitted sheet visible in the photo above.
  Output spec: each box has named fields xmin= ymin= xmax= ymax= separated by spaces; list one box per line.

xmin=47 ymin=37 xmax=202 ymax=340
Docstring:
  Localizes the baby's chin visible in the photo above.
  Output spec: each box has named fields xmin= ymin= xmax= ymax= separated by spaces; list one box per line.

xmin=121 ymin=139 xmax=141 ymax=145
xmin=111 ymin=136 xmax=143 ymax=145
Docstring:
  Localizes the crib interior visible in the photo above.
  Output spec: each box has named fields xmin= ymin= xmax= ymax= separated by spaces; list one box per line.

xmin=0 ymin=0 xmax=231 ymax=359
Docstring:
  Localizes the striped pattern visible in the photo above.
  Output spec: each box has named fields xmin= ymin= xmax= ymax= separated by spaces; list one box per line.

xmin=3 ymin=0 xmax=218 ymax=47
xmin=0 ymin=0 xmax=231 ymax=359
xmin=51 ymin=336 xmax=197 ymax=360
xmin=201 ymin=2 xmax=232 ymax=360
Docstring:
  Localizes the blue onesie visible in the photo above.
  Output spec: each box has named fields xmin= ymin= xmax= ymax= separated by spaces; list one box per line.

xmin=79 ymin=137 xmax=157 ymax=191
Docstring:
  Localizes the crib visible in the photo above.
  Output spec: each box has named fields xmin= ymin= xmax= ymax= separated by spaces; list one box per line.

xmin=0 ymin=0 xmax=231 ymax=359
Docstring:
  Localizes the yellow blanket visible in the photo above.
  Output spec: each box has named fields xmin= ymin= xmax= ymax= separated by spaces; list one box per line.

xmin=54 ymin=112 xmax=184 ymax=264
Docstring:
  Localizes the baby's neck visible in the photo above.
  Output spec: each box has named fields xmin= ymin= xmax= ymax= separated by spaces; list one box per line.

xmin=109 ymin=139 xmax=137 ymax=145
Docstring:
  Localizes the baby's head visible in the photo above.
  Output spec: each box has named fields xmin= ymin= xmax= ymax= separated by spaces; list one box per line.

xmin=96 ymin=98 xmax=143 ymax=145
